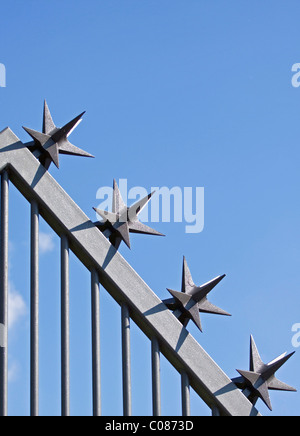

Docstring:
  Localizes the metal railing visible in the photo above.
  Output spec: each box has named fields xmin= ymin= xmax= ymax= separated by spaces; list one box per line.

xmin=0 ymin=127 xmax=260 ymax=416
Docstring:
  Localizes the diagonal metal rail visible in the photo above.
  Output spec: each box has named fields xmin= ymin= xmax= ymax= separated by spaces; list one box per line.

xmin=0 ymin=127 xmax=260 ymax=416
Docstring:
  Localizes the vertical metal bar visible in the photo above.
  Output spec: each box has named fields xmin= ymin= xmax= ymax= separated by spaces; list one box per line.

xmin=151 ymin=337 xmax=161 ymax=416
xmin=0 ymin=171 xmax=8 ymax=417
xmin=181 ymin=371 xmax=191 ymax=417
xmin=212 ymin=406 xmax=221 ymax=416
xmin=30 ymin=200 xmax=39 ymax=416
xmin=91 ymin=269 xmax=101 ymax=416
xmin=121 ymin=303 xmax=132 ymax=416
xmin=61 ymin=234 xmax=70 ymax=417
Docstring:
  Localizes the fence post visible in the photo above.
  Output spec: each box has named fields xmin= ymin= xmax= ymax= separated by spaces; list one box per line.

xmin=30 ymin=200 xmax=39 ymax=416
xmin=0 ymin=171 xmax=8 ymax=417
xmin=91 ymin=269 xmax=101 ymax=416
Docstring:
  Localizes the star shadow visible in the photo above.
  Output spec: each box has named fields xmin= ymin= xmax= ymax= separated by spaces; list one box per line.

xmin=69 ymin=220 xmax=96 ymax=233
xmin=69 ymin=221 xmax=119 ymax=270
xmin=30 ymin=164 xmax=48 ymax=189
xmin=0 ymin=142 xmax=26 ymax=153
xmin=213 ymin=383 xmax=260 ymax=416
xmin=101 ymin=244 xmax=118 ymax=270
xmin=143 ymin=302 xmax=190 ymax=352
xmin=0 ymin=138 xmax=50 ymax=189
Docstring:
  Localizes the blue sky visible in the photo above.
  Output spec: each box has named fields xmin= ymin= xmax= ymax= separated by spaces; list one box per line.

xmin=1 ymin=0 xmax=300 ymax=416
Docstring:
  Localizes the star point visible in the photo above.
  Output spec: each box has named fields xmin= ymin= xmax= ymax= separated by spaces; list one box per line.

xmin=23 ymin=100 xmax=94 ymax=169
xmin=164 ymin=257 xmax=231 ymax=332
xmin=233 ymin=336 xmax=296 ymax=411
xmin=93 ymin=180 xmax=164 ymax=250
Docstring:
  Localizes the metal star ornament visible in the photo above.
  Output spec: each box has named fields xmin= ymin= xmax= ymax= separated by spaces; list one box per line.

xmin=232 ymin=335 xmax=296 ymax=411
xmin=23 ymin=100 xmax=94 ymax=169
xmin=163 ymin=257 xmax=231 ymax=332
xmin=93 ymin=179 xmax=164 ymax=250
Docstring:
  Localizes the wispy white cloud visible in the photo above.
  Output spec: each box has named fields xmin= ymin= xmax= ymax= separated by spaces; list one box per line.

xmin=6 ymin=241 xmax=28 ymax=385
xmin=8 ymin=359 xmax=20 ymax=383
xmin=8 ymin=282 xmax=26 ymax=330
xmin=6 ymin=282 xmax=27 ymax=384
xmin=39 ymin=232 xmax=55 ymax=254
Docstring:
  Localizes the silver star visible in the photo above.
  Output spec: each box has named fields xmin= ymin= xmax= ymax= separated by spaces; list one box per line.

xmin=93 ymin=179 xmax=164 ymax=249
xmin=232 ymin=335 xmax=296 ymax=411
xmin=163 ymin=257 xmax=231 ymax=332
xmin=23 ymin=100 xmax=94 ymax=169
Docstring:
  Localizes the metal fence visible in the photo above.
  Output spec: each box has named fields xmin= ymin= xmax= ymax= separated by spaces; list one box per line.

xmin=0 ymin=127 xmax=259 ymax=416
